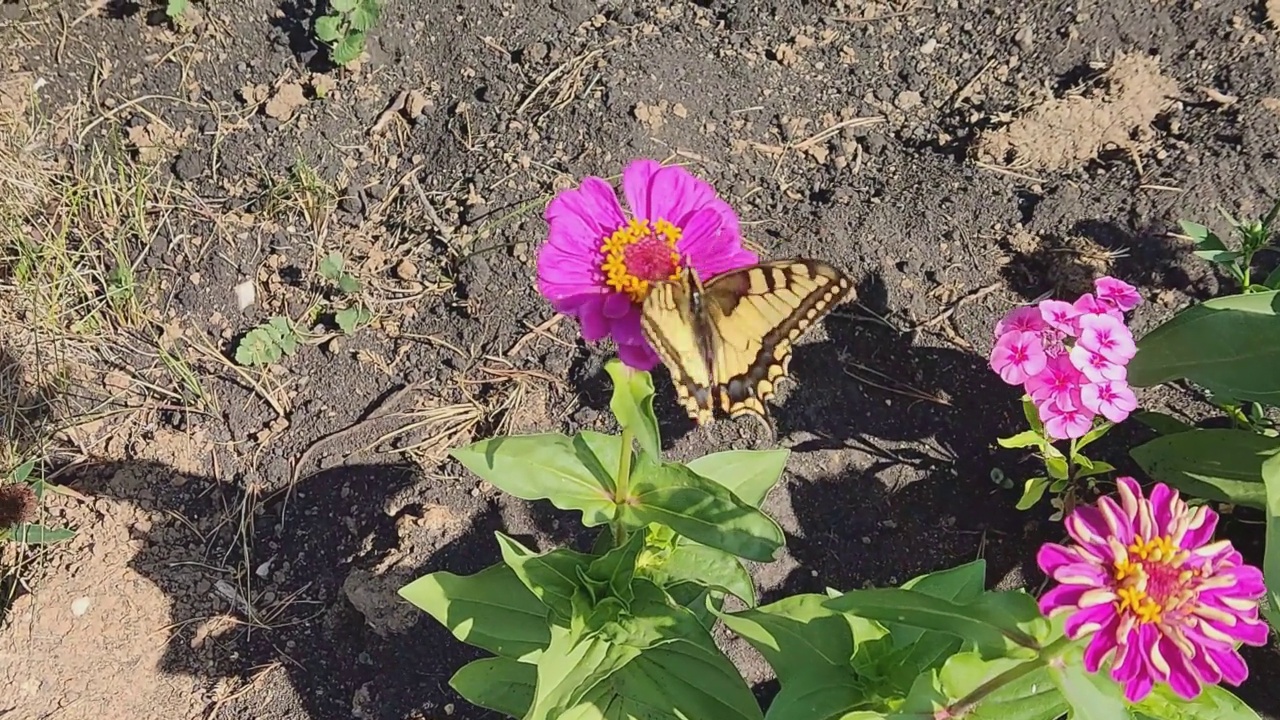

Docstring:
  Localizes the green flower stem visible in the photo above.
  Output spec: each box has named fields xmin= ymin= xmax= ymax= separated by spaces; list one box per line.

xmin=941 ymin=636 xmax=1072 ymax=718
xmin=612 ymin=425 xmax=634 ymax=545
xmin=1067 ymin=437 xmax=1078 ymax=481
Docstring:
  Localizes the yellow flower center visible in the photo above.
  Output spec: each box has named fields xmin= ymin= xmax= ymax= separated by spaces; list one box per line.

xmin=600 ymin=218 xmax=683 ymax=302
xmin=1113 ymin=534 xmax=1198 ymax=625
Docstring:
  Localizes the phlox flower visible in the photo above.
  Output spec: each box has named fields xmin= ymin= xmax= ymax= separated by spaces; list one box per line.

xmin=990 ymin=331 xmax=1047 ymax=385
xmin=1095 ymin=276 xmax=1143 ymax=312
xmin=1037 ymin=477 xmax=1268 ymax=702
xmin=1081 ymin=380 xmax=1138 ymax=423
xmin=991 ymin=276 xmax=1144 ymax=440
xmin=1078 ymin=314 xmax=1137 ymax=365
xmin=536 ymin=159 xmax=758 ymax=370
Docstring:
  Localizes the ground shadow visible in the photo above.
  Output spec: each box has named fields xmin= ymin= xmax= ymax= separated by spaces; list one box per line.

xmin=54 ymin=457 xmax=512 ymax=719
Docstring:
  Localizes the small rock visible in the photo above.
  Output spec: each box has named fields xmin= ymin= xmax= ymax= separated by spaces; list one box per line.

xmin=1014 ymin=25 xmax=1034 ymax=51
xmin=394 ymin=259 xmax=418 ymax=281
xmin=523 ymin=42 xmax=548 ymax=63
xmin=920 ymin=38 xmax=938 ymax=55
xmin=894 ymin=90 xmax=923 ymax=110
xmin=71 ymin=597 xmax=92 ymax=616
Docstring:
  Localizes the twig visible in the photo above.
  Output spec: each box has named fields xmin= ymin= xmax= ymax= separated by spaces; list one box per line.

xmin=288 ymin=382 xmax=425 ymax=486
xmin=506 ymin=314 xmax=566 ymax=356
xmin=911 ymin=281 xmax=1002 ymax=332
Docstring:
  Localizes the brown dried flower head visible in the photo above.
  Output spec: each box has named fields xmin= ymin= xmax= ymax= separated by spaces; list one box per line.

xmin=0 ymin=483 xmax=38 ymax=528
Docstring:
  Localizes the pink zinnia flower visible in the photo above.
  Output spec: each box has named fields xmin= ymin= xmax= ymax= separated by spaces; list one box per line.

xmin=536 ymin=159 xmax=758 ymax=370
xmin=1078 ymin=314 xmax=1137 ymax=365
xmin=1037 ymin=477 xmax=1268 ymax=702
xmin=1081 ymin=380 xmax=1138 ymax=423
xmin=1095 ymin=277 xmax=1143 ymax=312
xmin=995 ymin=306 xmax=1047 ymax=337
xmin=990 ymin=331 xmax=1047 ymax=385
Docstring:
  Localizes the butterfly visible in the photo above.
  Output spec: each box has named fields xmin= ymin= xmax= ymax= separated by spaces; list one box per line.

xmin=639 ymin=258 xmax=854 ymax=425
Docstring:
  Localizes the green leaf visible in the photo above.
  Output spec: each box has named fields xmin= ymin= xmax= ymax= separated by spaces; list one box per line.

xmin=398 ymin=562 xmax=550 ymax=661
xmin=1045 ymin=454 xmax=1069 ymax=481
xmin=604 ymin=359 xmax=661 ymax=462
xmin=997 ymin=430 xmax=1047 ymax=450
xmin=451 ymin=432 xmax=619 ymax=526
xmin=235 ymin=317 xmax=299 ymax=366
xmin=1263 ymin=264 xmax=1280 ymax=291
xmin=586 ymin=530 xmax=646 ymax=605
xmin=334 ymin=304 xmax=370 ymax=334
xmin=620 ymin=453 xmax=784 ymax=562
xmin=759 ymin=671 xmax=870 ymax=720
xmin=11 ymin=458 xmax=35 ymax=483
xmin=165 ymin=0 xmax=189 ymax=18
xmin=319 ymin=251 xmax=344 ymax=281
xmin=1015 ymin=477 xmax=1049 ymax=510
xmin=337 ymin=273 xmax=361 ymax=294
xmin=1130 ymin=428 xmax=1280 ymax=510
xmin=496 ymin=532 xmax=593 ymax=623
xmin=1135 ymin=683 xmax=1263 ymax=720
xmin=823 ymin=588 xmax=1043 ymax=660
xmin=1074 ymin=421 xmax=1113 ymax=452
xmin=939 ymin=653 xmax=1067 ymax=720
xmin=1128 ymin=290 xmax=1280 ymax=405
xmin=685 ymin=448 xmax=790 ymax=508
xmin=349 ymin=0 xmax=381 ymax=31
xmin=330 ymin=0 xmax=358 ymax=11
xmin=450 ymin=657 xmax=536 ymax=718
xmin=1075 ymin=461 xmax=1116 ymax=479
xmin=9 ymin=523 xmax=74 ymax=545
xmin=529 ymin=582 xmax=764 ymax=720
xmin=647 ymin=541 xmax=756 ymax=606
xmin=1047 ymin=642 xmax=1131 ymax=720
xmin=1179 ymin=220 xmax=1213 ymax=243
xmin=331 ymin=31 xmax=366 ymax=66
xmin=1021 ymin=396 xmax=1045 ymax=435
xmin=1260 ymin=450 xmax=1280 ymax=635
xmin=314 ymin=14 xmax=344 ymax=42
xmin=716 ymin=594 xmax=866 ymax=685
xmin=1131 ymin=410 xmax=1195 ymax=436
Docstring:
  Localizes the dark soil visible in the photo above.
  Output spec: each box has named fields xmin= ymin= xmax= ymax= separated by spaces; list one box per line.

xmin=6 ymin=0 xmax=1280 ymax=717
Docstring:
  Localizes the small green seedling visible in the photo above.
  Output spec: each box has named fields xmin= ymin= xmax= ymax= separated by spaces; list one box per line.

xmin=319 ymin=252 xmax=372 ymax=334
xmin=235 ymin=317 xmax=300 ymax=366
xmin=163 ymin=0 xmax=198 ymax=31
xmin=315 ymin=0 xmax=382 ymax=67
xmin=1181 ymin=197 xmax=1280 ymax=293
xmin=319 ymin=251 xmax=361 ymax=294
xmin=997 ymin=398 xmax=1116 ymax=520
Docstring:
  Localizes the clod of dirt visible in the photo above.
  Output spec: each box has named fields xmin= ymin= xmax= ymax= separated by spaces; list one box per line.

xmin=1269 ymin=0 xmax=1280 ymax=29
xmin=1263 ymin=98 xmax=1280 ymax=118
xmin=126 ymin=120 xmax=188 ymax=164
xmin=264 ymin=82 xmax=307 ymax=121
xmin=341 ymin=568 xmax=420 ymax=637
xmin=633 ymin=100 xmax=669 ymax=130
xmin=238 ymin=82 xmax=269 ymax=106
xmin=974 ymin=53 xmax=1178 ymax=171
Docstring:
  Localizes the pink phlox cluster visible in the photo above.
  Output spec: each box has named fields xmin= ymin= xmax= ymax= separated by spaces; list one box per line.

xmin=990 ymin=277 xmax=1142 ymax=440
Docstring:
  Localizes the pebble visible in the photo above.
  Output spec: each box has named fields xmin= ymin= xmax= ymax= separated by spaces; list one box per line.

xmin=394 ymin=259 xmax=418 ymax=281
xmin=1014 ymin=26 xmax=1034 ymax=51
xmin=894 ymin=90 xmax=923 ymax=111
xmin=920 ymin=38 xmax=937 ymax=55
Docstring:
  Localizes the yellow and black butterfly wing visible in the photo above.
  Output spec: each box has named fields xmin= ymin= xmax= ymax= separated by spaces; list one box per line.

xmin=639 ymin=272 xmax=716 ymax=424
xmin=701 ymin=259 xmax=854 ymax=420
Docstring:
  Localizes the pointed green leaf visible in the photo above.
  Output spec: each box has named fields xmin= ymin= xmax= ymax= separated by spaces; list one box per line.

xmin=717 ymin=594 xmax=870 ymax=684
xmin=1129 ymin=290 xmax=1280 ymax=404
xmin=451 ymin=432 xmax=619 ymax=526
xmin=1074 ymin=421 xmax=1113 ymax=452
xmin=1016 ymin=477 xmax=1050 ymax=510
xmin=939 ymin=653 xmax=1067 ymax=720
xmin=586 ymin=530 xmax=646 ymax=605
xmin=1260 ymin=450 xmax=1280 ymax=635
xmin=647 ymin=540 xmax=756 ymax=605
xmin=604 ymin=359 xmax=661 ymax=462
xmin=9 ymin=524 xmax=74 ymax=545
xmin=1131 ymin=410 xmax=1194 ymax=436
xmin=496 ymin=532 xmax=593 ymax=622
xmin=1075 ymin=461 xmax=1116 ymax=479
xmin=1130 ymin=428 xmax=1280 ymax=510
xmin=1135 ymin=683 xmax=1262 ymax=720
xmin=686 ymin=448 xmax=790 ymax=507
xmin=11 ymin=458 xmax=35 ymax=483
xmin=1021 ymin=397 xmax=1045 ymax=435
xmin=620 ymin=454 xmax=784 ymax=562
xmin=450 ymin=657 xmax=537 ymax=718
xmin=1047 ymin=642 xmax=1131 ymax=720
xmin=997 ymin=430 xmax=1047 ymax=450
xmin=398 ymin=562 xmax=550 ymax=661
xmin=759 ymin=672 xmax=872 ymax=720
xmin=823 ymin=588 xmax=1042 ymax=659
xmin=314 ymin=14 xmax=344 ymax=42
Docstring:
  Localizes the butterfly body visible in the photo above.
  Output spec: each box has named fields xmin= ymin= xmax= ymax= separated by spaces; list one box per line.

xmin=640 ymin=258 xmax=854 ymax=425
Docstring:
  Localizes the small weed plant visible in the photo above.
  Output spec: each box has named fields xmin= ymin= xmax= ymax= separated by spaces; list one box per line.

xmin=315 ymin=0 xmax=382 ymax=67
xmin=1 ymin=459 xmax=74 ymax=547
xmin=234 ymin=251 xmax=371 ymax=367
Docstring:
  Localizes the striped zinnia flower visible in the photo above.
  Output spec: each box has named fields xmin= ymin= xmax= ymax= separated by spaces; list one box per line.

xmin=1037 ymin=476 xmax=1269 ymax=702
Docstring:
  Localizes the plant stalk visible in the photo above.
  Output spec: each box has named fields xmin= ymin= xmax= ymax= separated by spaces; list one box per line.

xmin=612 ymin=426 xmax=634 ymax=545
xmin=939 ymin=636 xmax=1072 ymax=719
